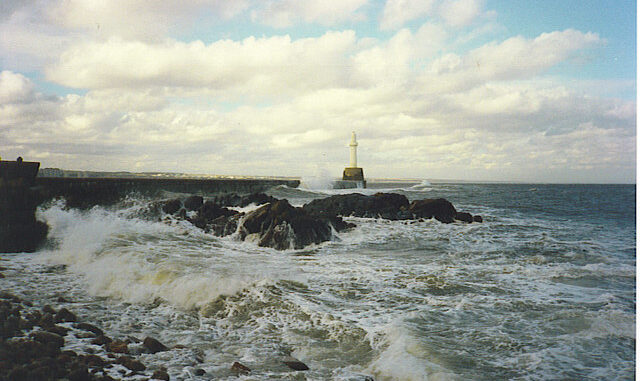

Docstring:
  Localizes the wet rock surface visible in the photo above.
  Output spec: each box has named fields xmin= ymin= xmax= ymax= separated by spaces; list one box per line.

xmin=0 ymin=292 xmax=176 ymax=381
xmin=158 ymin=192 xmax=481 ymax=250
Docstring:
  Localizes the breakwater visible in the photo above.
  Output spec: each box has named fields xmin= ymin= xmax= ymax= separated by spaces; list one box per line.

xmin=35 ymin=177 xmax=300 ymax=208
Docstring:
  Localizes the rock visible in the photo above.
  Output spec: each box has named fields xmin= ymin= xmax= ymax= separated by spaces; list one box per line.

xmin=45 ymin=324 xmax=70 ymax=336
xmin=152 ymin=369 xmax=170 ymax=380
xmin=143 ymin=336 xmax=168 ymax=354
xmin=230 ymin=361 xmax=251 ymax=375
xmin=408 ymin=198 xmax=457 ymax=223
xmin=74 ymin=322 xmax=104 ymax=337
xmin=194 ymin=368 xmax=206 ymax=376
xmin=473 ymin=215 xmax=483 ymax=223
xmin=240 ymin=200 xmax=333 ymax=250
xmin=183 ymin=195 xmax=203 ymax=211
xmin=30 ymin=331 xmax=64 ymax=348
xmin=116 ymin=355 xmax=146 ymax=371
xmin=282 ymin=356 xmax=309 ymax=371
xmin=42 ymin=305 xmax=57 ymax=315
xmin=54 ymin=307 xmax=77 ymax=323
xmin=454 ymin=212 xmax=473 ymax=223
xmin=302 ymin=192 xmax=410 ymax=220
xmin=91 ymin=334 xmax=112 ymax=346
xmin=107 ymin=339 xmax=129 ymax=354
xmin=162 ymin=199 xmax=182 ymax=215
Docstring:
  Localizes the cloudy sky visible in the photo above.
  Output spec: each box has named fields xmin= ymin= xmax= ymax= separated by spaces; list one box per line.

xmin=0 ymin=0 xmax=635 ymax=182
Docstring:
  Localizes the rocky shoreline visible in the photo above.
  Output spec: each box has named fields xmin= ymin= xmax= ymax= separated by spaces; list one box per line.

xmin=157 ymin=192 xmax=483 ymax=250
xmin=0 ymin=290 xmax=319 ymax=380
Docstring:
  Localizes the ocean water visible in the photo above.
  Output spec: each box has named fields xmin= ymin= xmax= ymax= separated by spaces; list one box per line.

xmin=1 ymin=182 xmax=635 ymax=380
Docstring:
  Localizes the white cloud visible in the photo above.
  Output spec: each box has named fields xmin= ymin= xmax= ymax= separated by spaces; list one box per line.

xmin=48 ymin=0 xmax=250 ymax=40
xmin=0 ymin=71 xmax=35 ymax=104
xmin=439 ymin=0 xmax=484 ymax=27
xmin=380 ymin=0 xmax=436 ymax=30
xmin=46 ymin=31 xmax=358 ymax=96
xmin=253 ymin=0 xmax=368 ymax=28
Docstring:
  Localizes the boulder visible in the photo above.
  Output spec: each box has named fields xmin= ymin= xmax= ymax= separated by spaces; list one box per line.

xmin=30 ymin=331 xmax=64 ymax=349
xmin=240 ymin=200 xmax=337 ymax=250
xmin=408 ymin=198 xmax=457 ymax=223
xmin=454 ymin=212 xmax=473 ymax=223
xmin=302 ymin=192 xmax=410 ymax=220
xmin=54 ymin=307 xmax=77 ymax=323
xmin=142 ymin=336 xmax=168 ymax=354
xmin=161 ymin=199 xmax=181 ymax=215
xmin=473 ymin=215 xmax=483 ymax=223
xmin=183 ymin=195 xmax=203 ymax=211
xmin=152 ymin=369 xmax=170 ymax=380
xmin=282 ymin=356 xmax=309 ymax=371
xmin=230 ymin=361 xmax=251 ymax=375
xmin=116 ymin=355 xmax=146 ymax=371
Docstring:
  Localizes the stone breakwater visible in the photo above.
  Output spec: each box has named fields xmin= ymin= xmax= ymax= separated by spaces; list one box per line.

xmin=0 ymin=177 xmax=300 ymax=253
xmin=159 ymin=192 xmax=482 ymax=250
xmin=0 ymin=178 xmax=48 ymax=253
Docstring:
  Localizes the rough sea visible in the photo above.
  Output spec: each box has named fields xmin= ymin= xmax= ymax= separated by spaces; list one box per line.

xmin=1 ymin=181 xmax=635 ymax=380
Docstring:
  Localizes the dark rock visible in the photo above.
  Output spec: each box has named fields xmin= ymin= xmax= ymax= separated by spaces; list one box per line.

xmin=42 ymin=305 xmax=56 ymax=315
xmin=56 ymin=296 xmax=70 ymax=303
xmin=454 ymin=212 xmax=473 ymax=223
xmin=209 ymin=214 xmax=241 ymax=237
xmin=302 ymin=192 xmax=410 ymax=220
xmin=75 ymin=322 xmax=104 ymax=337
xmin=230 ymin=361 xmax=251 ymax=375
xmin=39 ymin=312 xmax=54 ymax=327
xmin=183 ymin=195 xmax=203 ymax=211
xmin=91 ymin=334 xmax=112 ymax=346
xmin=240 ymin=200 xmax=333 ymax=250
xmin=162 ymin=199 xmax=182 ymax=215
xmin=408 ymin=198 xmax=457 ymax=223
xmin=107 ymin=339 xmax=128 ymax=354
xmin=473 ymin=215 xmax=483 ymax=223
xmin=116 ymin=355 xmax=146 ymax=371
xmin=194 ymin=368 xmax=206 ymax=376
xmin=67 ymin=366 xmax=91 ymax=381
xmin=54 ymin=307 xmax=77 ymax=323
xmin=152 ymin=369 xmax=170 ymax=380
xmin=30 ymin=330 xmax=64 ymax=348
xmin=282 ymin=356 xmax=309 ymax=371
xmin=46 ymin=324 xmax=70 ymax=336
xmin=143 ymin=336 xmax=168 ymax=354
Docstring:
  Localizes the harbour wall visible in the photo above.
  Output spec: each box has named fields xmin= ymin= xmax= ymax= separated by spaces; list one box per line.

xmin=35 ymin=177 xmax=300 ymax=208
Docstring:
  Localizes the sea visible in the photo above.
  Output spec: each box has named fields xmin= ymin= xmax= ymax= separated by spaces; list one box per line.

xmin=1 ymin=181 xmax=635 ymax=380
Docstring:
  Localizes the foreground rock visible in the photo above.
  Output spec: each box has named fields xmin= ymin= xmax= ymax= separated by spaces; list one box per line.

xmin=239 ymin=200 xmax=352 ymax=250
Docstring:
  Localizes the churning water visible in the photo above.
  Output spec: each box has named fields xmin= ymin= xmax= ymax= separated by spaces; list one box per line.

xmin=1 ymin=183 xmax=635 ymax=380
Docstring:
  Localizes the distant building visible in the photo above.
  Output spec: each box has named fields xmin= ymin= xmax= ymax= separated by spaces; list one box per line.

xmin=342 ymin=131 xmax=366 ymax=186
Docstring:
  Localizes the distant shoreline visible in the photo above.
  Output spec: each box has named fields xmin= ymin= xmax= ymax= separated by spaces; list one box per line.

xmin=36 ymin=168 xmax=635 ymax=185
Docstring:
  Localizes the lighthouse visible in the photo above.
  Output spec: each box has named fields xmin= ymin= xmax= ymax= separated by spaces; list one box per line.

xmin=342 ymin=131 xmax=366 ymax=187
xmin=349 ymin=131 xmax=358 ymax=167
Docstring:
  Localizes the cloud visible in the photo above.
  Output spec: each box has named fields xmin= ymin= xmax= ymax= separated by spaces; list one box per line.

xmin=439 ymin=0 xmax=484 ymax=27
xmin=0 ymin=71 xmax=36 ymax=104
xmin=48 ymin=0 xmax=250 ymax=40
xmin=46 ymin=31 xmax=358 ymax=96
xmin=380 ymin=0 xmax=437 ymax=30
xmin=252 ymin=0 xmax=368 ymax=28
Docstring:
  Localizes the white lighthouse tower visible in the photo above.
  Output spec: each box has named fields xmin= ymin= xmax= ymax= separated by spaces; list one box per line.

xmin=342 ymin=131 xmax=365 ymax=187
xmin=349 ymin=131 xmax=358 ymax=168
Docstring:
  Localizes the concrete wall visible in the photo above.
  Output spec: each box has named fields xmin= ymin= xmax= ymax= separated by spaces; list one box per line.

xmin=36 ymin=177 xmax=300 ymax=208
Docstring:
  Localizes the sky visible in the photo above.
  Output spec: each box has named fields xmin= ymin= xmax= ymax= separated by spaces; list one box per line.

xmin=0 ymin=0 xmax=636 ymax=183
